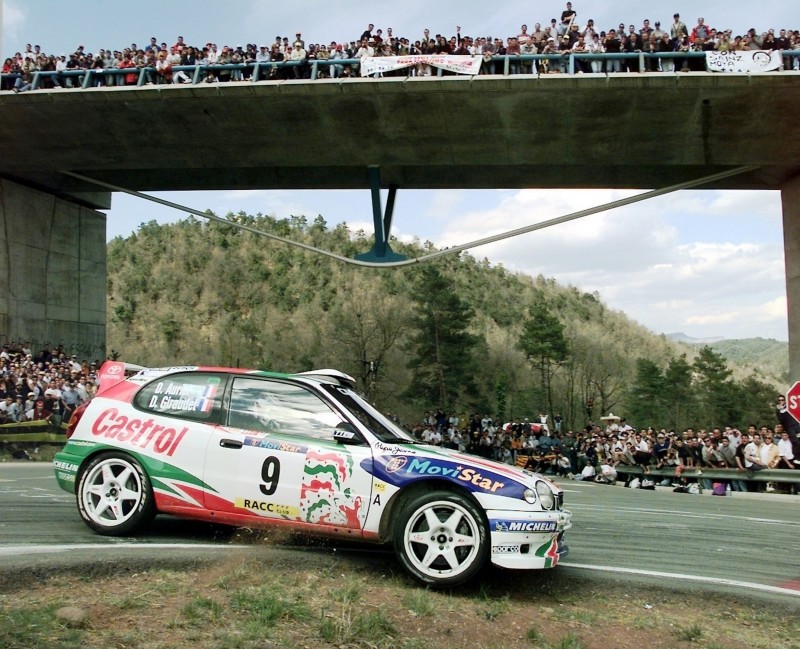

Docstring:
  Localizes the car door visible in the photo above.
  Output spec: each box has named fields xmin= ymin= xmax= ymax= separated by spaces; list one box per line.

xmin=202 ymin=376 xmax=374 ymax=531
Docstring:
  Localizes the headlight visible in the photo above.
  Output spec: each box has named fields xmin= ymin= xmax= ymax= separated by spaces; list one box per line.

xmin=523 ymin=488 xmax=537 ymax=504
xmin=536 ymin=481 xmax=555 ymax=510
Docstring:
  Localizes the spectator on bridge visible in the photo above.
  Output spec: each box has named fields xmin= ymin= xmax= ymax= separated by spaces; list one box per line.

xmin=154 ymin=50 xmax=173 ymax=84
xmin=2 ymin=57 xmax=19 ymax=90
xmin=671 ymin=13 xmax=688 ymax=41
xmin=623 ymin=27 xmax=643 ymax=73
xmin=690 ymin=17 xmax=712 ymax=43
xmin=216 ymin=46 xmax=234 ymax=82
xmin=658 ymin=32 xmax=677 ymax=72
xmin=118 ymin=52 xmax=137 ymax=85
xmin=559 ymin=2 xmax=577 ymax=36
xmin=506 ymin=36 xmax=521 ymax=74
xmin=12 ymin=60 xmax=35 ymax=93
xmin=603 ymin=29 xmax=622 ymax=72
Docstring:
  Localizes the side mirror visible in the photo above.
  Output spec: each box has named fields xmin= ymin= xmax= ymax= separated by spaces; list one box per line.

xmin=333 ymin=422 xmax=362 ymax=445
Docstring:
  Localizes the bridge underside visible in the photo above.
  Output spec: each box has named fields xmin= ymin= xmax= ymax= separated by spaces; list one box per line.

xmin=0 ymin=74 xmax=798 ymax=202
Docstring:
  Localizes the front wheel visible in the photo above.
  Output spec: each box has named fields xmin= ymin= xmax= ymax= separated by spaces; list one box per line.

xmin=77 ymin=453 xmax=155 ymax=535
xmin=393 ymin=490 xmax=489 ymax=587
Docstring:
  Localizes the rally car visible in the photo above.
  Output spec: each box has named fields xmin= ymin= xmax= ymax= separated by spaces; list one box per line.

xmin=54 ymin=362 xmax=571 ymax=587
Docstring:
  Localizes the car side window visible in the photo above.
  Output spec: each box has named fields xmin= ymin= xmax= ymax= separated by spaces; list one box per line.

xmin=135 ymin=373 xmax=225 ymax=422
xmin=227 ymin=377 xmax=342 ymax=440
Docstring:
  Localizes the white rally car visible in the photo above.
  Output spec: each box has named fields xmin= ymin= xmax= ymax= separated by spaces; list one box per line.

xmin=54 ymin=362 xmax=571 ymax=587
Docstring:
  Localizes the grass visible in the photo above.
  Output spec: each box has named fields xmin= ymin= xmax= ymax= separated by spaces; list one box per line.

xmin=0 ymin=605 xmax=85 ymax=649
xmin=1 ymin=553 xmax=799 ymax=649
xmin=402 ymin=588 xmax=437 ymax=617
xmin=675 ymin=624 xmax=703 ymax=642
xmin=181 ymin=596 xmax=224 ymax=626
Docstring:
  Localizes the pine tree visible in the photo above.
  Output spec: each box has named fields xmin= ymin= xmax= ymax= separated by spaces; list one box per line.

xmin=663 ymin=354 xmax=695 ymax=430
xmin=403 ymin=266 xmax=480 ymax=411
xmin=693 ymin=346 xmax=738 ymax=427
xmin=628 ymin=358 xmax=665 ymax=428
xmin=518 ymin=308 xmax=568 ymax=419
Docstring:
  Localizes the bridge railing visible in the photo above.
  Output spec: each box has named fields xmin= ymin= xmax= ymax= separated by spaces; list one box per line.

xmin=3 ymin=50 xmax=799 ymax=91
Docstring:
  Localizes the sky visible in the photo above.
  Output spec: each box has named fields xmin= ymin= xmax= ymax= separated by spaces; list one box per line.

xmin=2 ymin=1 xmax=795 ymax=342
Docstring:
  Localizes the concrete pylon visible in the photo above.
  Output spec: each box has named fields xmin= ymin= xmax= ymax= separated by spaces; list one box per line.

xmin=0 ymin=179 xmax=107 ymax=360
xmin=782 ymin=176 xmax=800 ymax=383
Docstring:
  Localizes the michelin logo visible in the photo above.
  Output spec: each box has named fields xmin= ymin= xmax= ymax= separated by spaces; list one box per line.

xmin=492 ymin=520 xmax=557 ymax=533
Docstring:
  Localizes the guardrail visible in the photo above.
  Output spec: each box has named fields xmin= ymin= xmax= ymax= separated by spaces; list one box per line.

xmin=3 ymin=50 xmax=799 ymax=91
xmin=613 ymin=464 xmax=800 ymax=485
xmin=0 ymin=420 xmax=66 ymax=443
xmin=513 ymin=453 xmax=800 ymax=491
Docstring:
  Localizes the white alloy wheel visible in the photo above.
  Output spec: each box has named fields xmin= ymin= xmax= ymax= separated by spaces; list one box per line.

xmin=394 ymin=490 xmax=488 ymax=587
xmin=77 ymin=453 xmax=155 ymax=535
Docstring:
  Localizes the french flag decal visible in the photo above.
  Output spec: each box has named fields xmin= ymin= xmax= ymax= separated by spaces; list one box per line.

xmin=195 ymin=383 xmax=218 ymax=412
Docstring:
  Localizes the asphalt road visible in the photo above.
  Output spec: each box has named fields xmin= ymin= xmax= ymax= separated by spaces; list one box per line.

xmin=2 ymin=462 xmax=799 ymax=601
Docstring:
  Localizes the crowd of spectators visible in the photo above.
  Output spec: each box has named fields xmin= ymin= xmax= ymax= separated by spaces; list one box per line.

xmin=0 ymin=342 xmax=101 ymax=428
xmin=411 ymin=405 xmax=800 ymax=495
xmin=3 ymin=8 xmax=800 ymax=91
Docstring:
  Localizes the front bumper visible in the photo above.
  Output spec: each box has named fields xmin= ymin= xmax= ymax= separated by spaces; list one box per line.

xmin=487 ymin=508 xmax=572 ymax=569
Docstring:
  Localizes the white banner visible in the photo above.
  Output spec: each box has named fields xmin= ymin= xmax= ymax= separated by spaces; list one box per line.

xmin=360 ymin=55 xmax=483 ymax=77
xmin=706 ymin=50 xmax=783 ymax=73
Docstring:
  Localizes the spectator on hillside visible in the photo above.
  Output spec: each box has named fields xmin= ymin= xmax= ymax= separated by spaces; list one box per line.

xmin=27 ymin=399 xmax=52 ymax=424
xmin=0 ymin=395 xmax=21 ymax=422
xmin=776 ymin=428 xmax=796 ymax=469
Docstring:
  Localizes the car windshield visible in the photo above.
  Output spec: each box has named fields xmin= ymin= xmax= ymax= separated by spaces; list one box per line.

xmin=321 ymin=384 xmax=417 ymax=444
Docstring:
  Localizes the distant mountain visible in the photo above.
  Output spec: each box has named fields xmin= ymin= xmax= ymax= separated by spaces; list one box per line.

xmin=666 ymin=332 xmax=725 ymax=345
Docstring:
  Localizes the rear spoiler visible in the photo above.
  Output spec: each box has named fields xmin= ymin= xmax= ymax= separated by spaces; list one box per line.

xmin=96 ymin=361 xmax=148 ymax=394
xmin=295 ymin=369 xmax=356 ymax=389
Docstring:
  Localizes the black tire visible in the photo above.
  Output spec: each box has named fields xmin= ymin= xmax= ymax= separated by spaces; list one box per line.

xmin=76 ymin=452 xmax=156 ymax=536
xmin=393 ymin=489 xmax=489 ymax=587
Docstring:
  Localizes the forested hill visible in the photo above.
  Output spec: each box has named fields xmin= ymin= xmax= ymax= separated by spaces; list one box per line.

xmin=709 ymin=338 xmax=789 ymax=385
xmin=106 ymin=213 xmax=779 ymax=429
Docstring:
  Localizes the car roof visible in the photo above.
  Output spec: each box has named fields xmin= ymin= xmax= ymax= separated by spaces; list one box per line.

xmin=124 ymin=365 xmax=355 ymax=389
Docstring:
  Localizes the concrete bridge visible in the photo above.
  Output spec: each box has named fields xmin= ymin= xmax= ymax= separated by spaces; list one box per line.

xmin=1 ymin=73 xmax=799 ymax=376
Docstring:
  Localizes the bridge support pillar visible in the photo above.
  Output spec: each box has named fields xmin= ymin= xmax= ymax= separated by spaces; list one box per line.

xmin=0 ymin=179 xmax=107 ymax=360
xmin=782 ymin=176 xmax=800 ymax=383
xmin=354 ymin=167 xmax=407 ymax=263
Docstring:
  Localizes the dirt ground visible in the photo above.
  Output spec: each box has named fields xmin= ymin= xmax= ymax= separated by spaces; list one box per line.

xmin=1 ymin=541 xmax=797 ymax=649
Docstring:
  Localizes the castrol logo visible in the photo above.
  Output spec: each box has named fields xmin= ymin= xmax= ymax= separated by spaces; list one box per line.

xmin=91 ymin=407 xmax=187 ymax=457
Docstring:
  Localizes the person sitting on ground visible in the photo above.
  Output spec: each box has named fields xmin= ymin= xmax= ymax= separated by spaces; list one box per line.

xmin=595 ymin=463 xmax=617 ymax=484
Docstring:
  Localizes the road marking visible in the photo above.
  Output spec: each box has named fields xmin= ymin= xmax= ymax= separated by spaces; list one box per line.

xmin=569 ymin=504 xmax=800 ymax=527
xmin=0 ymin=543 xmax=233 ymax=556
xmin=562 ymin=562 xmax=800 ymax=597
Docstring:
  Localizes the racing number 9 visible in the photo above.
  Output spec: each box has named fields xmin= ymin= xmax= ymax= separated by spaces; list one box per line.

xmin=260 ymin=456 xmax=281 ymax=496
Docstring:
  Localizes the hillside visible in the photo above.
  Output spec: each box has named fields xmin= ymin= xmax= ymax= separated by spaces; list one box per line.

xmin=709 ymin=338 xmax=789 ymax=385
xmin=106 ymin=213 xmax=777 ymax=429
xmin=667 ymin=333 xmax=789 ymax=387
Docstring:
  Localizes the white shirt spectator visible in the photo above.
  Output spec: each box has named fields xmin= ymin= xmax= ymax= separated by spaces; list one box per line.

xmin=777 ymin=435 xmax=794 ymax=461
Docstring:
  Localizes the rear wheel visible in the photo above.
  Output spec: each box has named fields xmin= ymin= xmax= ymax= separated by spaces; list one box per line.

xmin=77 ymin=453 xmax=155 ymax=535
xmin=393 ymin=490 xmax=488 ymax=587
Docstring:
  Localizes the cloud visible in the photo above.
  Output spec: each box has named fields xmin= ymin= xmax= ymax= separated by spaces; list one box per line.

xmin=2 ymin=2 xmax=26 ymax=39
xmin=430 ymin=188 xmax=788 ymax=340
xmin=222 ymin=190 xmax=268 ymax=202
